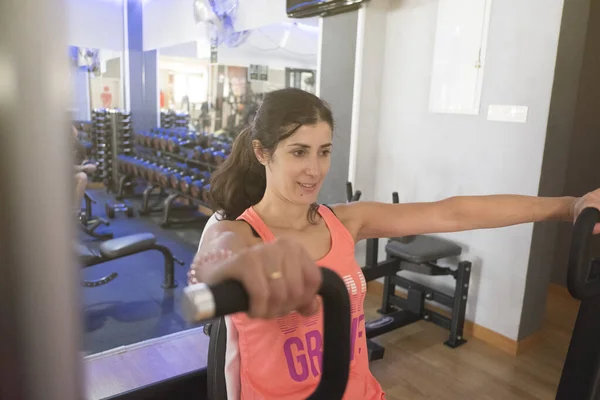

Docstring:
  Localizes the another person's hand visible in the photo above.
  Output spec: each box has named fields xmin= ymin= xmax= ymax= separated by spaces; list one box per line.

xmin=82 ymin=163 xmax=97 ymax=174
xmin=571 ymin=188 xmax=600 ymax=233
xmin=188 ymin=237 xmax=322 ymax=319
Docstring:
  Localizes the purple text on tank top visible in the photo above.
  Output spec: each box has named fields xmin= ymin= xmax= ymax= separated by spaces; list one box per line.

xmin=283 ymin=313 xmax=365 ymax=382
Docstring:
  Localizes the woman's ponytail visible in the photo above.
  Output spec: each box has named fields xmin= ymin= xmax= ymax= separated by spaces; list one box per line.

xmin=208 ymin=127 xmax=266 ymax=220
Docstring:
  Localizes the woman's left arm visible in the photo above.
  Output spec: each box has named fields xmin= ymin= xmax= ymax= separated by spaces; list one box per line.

xmin=342 ymin=190 xmax=600 ymax=242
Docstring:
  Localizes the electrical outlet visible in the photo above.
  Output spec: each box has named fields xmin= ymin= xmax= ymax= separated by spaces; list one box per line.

xmin=487 ymin=105 xmax=528 ymax=123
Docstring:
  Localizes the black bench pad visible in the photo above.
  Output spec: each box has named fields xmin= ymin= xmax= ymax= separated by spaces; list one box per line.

xmin=99 ymin=233 xmax=157 ymax=259
xmin=76 ymin=243 xmax=102 ymax=265
xmin=385 ymin=235 xmax=462 ymax=264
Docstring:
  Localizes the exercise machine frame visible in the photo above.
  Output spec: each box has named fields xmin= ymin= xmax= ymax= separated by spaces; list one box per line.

xmin=77 ymin=233 xmax=184 ymax=288
xmin=79 ymin=191 xmax=114 ymax=239
xmin=355 ymin=188 xmax=470 ymax=360
xmin=362 ymin=240 xmax=471 ymax=360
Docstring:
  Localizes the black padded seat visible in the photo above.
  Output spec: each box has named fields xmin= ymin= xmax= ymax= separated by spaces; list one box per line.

xmin=205 ymin=317 xmax=229 ymax=400
xmin=99 ymin=233 xmax=157 ymax=259
xmin=386 ymin=235 xmax=462 ymax=264
xmin=76 ymin=243 xmax=102 ymax=265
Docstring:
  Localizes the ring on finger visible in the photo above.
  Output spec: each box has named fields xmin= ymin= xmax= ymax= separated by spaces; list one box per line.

xmin=269 ymin=270 xmax=283 ymax=280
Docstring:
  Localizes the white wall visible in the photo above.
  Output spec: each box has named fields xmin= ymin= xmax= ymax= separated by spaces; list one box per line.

xmin=143 ymin=0 xmax=198 ymax=50
xmin=143 ymin=0 xmax=289 ymax=50
xmin=144 ymin=0 xmax=318 ymax=69
xmin=143 ymin=0 xmax=290 ymax=47
xmin=350 ymin=1 xmax=389 ymax=201
xmin=354 ymin=0 xmax=565 ymax=340
xmin=235 ymin=0 xmax=289 ymax=31
xmin=66 ymin=0 xmax=124 ymax=50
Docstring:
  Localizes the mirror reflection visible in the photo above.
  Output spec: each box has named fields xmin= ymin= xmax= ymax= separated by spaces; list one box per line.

xmin=66 ymin=1 xmax=319 ymax=398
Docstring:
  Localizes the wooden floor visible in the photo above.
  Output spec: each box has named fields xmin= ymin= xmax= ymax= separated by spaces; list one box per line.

xmin=84 ymin=289 xmax=579 ymax=400
xmin=364 ymin=290 xmax=578 ymax=400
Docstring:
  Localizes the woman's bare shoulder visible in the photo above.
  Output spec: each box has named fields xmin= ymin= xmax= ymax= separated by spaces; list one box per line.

xmin=326 ymin=203 xmax=363 ymax=240
xmin=202 ymin=218 xmax=258 ymax=246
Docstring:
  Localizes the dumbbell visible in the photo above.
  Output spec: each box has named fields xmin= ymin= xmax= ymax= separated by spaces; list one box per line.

xmin=145 ymin=131 xmax=155 ymax=148
xmin=146 ymin=162 xmax=162 ymax=181
xmin=135 ymin=161 xmax=149 ymax=180
xmin=211 ymin=141 xmax=224 ymax=151
xmin=169 ymin=172 xmax=183 ymax=190
xmin=118 ymin=157 xmax=130 ymax=174
xmin=140 ymin=130 xmax=152 ymax=148
xmin=201 ymin=147 xmax=214 ymax=163
xmin=134 ymin=131 xmax=145 ymax=146
xmin=156 ymin=134 xmax=169 ymax=151
xmin=179 ymin=168 xmax=203 ymax=194
xmin=199 ymin=170 xmax=211 ymax=182
xmin=147 ymin=128 xmax=159 ymax=146
xmin=124 ymin=157 xmax=137 ymax=175
xmin=153 ymin=132 xmax=167 ymax=150
xmin=179 ymin=176 xmax=193 ymax=194
xmin=172 ymin=127 xmax=189 ymax=137
xmin=164 ymin=128 xmax=186 ymax=150
xmin=167 ymin=134 xmax=198 ymax=153
xmin=192 ymin=146 xmax=204 ymax=161
xmin=202 ymin=183 xmax=211 ymax=203
xmin=195 ymin=132 xmax=212 ymax=148
xmin=190 ymin=180 xmax=204 ymax=199
xmin=125 ymin=158 xmax=137 ymax=175
xmin=116 ymin=156 xmax=129 ymax=174
xmin=221 ymin=142 xmax=232 ymax=155
xmin=211 ymin=140 xmax=231 ymax=154
xmin=166 ymin=163 xmax=188 ymax=190
xmin=128 ymin=157 xmax=144 ymax=175
xmin=135 ymin=160 xmax=151 ymax=178
xmin=147 ymin=165 xmax=161 ymax=184
xmin=156 ymin=167 xmax=175 ymax=188
xmin=213 ymin=150 xmax=227 ymax=165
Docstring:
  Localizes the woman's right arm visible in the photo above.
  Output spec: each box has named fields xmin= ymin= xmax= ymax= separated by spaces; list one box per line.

xmin=191 ymin=221 xmax=251 ymax=284
xmin=190 ymin=221 xmax=322 ymax=319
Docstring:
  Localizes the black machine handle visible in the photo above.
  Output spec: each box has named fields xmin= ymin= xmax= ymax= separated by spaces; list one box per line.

xmin=182 ymin=267 xmax=351 ymax=400
xmin=346 ymin=181 xmax=362 ymax=202
xmin=346 ymin=182 xmax=353 ymax=202
xmin=351 ymin=191 xmax=362 ymax=202
xmin=568 ymin=207 xmax=600 ymax=300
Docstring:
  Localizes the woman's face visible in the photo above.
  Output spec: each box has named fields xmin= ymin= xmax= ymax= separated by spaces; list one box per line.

xmin=258 ymin=121 xmax=333 ymax=206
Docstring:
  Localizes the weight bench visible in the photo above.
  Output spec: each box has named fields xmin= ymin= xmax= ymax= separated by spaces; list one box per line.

xmin=77 ymin=232 xmax=184 ymax=288
xmin=362 ymin=234 xmax=471 ymax=361
xmin=79 ymin=191 xmax=113 ymax=240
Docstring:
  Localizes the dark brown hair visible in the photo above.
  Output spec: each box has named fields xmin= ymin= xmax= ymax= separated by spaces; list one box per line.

xmin=209 ymin=88 xmax=334 ymax=221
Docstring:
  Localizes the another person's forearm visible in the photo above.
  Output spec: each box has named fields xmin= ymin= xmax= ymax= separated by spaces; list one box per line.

xmin=443 ymin=195 xmax=576 ymax=231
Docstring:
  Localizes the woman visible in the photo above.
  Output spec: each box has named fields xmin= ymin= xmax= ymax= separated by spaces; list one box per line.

xmin=189 ymin=88 xmax=600 ymax=400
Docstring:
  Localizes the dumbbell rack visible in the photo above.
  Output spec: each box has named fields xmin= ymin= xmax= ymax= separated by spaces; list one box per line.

xmin=115 ymin=151 xmax=168 ymax=212
xmin=160 ymin=109 xmax=174 ymax=128
xmin=122 ymin=127 xmax=232 ymax=228
xmin=160 ymin=109 xmax=190 ymax=129
xmin=109 ymin=110 xmax=134 ymax=194
xmin=90 ymin=109 xmax=112 ymax=183
xmin=117 ymin=126 xmax=200 ymax=202
xmin=174 ymin=111 xmax=189 ymax=128
xmin=157 ymin=150 xmax=214 ymax=228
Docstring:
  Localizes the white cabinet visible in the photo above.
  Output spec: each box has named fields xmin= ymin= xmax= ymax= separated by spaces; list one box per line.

xmin=428 ymin=0 xmax=492 ymax=115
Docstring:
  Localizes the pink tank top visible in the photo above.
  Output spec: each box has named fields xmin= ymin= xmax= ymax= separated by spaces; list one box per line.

xmin=228 ymin=205 xmax=386 ymax=400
